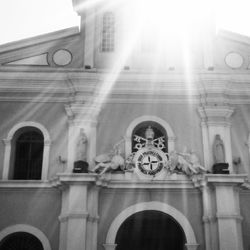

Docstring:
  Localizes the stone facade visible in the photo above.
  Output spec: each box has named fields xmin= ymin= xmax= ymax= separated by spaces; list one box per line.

xmin=0 ymin=1 xmax=250 ymax=250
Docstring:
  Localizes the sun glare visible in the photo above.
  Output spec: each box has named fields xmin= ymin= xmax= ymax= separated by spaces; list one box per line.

xmin=125 ymin=0 xmax=215 ymax=45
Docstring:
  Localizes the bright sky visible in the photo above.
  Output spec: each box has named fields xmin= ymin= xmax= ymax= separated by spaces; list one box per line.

xmin=0 ymin=0 xmax=249 ymax=45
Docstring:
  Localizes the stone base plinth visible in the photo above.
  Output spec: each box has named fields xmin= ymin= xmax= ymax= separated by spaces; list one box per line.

xmin=212 ymin=163 xmax=229 ymax=174
xmin=73 ymin=161 xmax=89 ymax=173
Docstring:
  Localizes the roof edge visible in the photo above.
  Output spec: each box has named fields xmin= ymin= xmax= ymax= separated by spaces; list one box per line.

xmin=0 ymin=26 xmax=80 ymax=54
xmin=218 ymin=29 xmax=250 ymax=46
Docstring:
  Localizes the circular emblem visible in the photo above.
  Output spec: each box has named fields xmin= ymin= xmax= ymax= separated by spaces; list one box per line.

xmin=134 ymin=148 xmax=166 ymax=176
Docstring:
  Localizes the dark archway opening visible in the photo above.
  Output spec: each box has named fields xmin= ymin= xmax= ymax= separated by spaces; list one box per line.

xmin=12 ymin=129 xmax=44 ymax=180
xmin=115 ymin=210 xmax=186 ymax=250
xmin=0 ymin=232 xmax=44 ymax=250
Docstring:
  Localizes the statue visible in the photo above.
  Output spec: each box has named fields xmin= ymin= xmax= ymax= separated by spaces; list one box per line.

xmin=167 ymin=150 xmax=179 ymax=172
xmin=177 ymin=152 xmax=198 ymax=175
xmin=75 ymin=128 xmax=88 ymax=161
xmin=93 ymin=139 xmax=125 ymax=175
xmin=73 ymin=128 xmax=89 ymax=173
xmin=166 ymin=149 xmax=207 ymax=176
xmin=212 ymin=134 xmax=229 ymax=174
xmin=213 ymin=134 xmax=225 ymax=164
xmin=189 ymin=150 xmax=207 ymax=173
xmin=124 ymin=153 xmax=136 ymax=172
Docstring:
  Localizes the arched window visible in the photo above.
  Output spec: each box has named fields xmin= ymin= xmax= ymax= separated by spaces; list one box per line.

xmin=0 ymin=232 xmax=44 ymax=250
xmin=125 ymin=116 xmax=176 ymax=157
xmin=101 ymin=12 xmax=115 ymax=52
xmin=11 ymin=128 xmax=44 ymax=180
xmin=2 ymin=122 xmax=51 ymax=181
xmin=132 ymin=121 xmax=168 ymax=153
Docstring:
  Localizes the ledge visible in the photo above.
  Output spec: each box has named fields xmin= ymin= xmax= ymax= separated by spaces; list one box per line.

xmin=2 ymin=174 xmax=246 ymax=190
xmin=205 ymin=174 xmax=248 ymax=185
xmin=0 ymin=180 xmax=52 ymax=189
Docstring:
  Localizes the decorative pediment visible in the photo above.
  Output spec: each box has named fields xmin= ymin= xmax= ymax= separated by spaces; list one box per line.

xmin=4 ymin=53 xmax=49 ymax=66
xmin=215 ymin=30 xmax=250 ymax=70
xmin=0 ymin=27 xmax=82 ymax=68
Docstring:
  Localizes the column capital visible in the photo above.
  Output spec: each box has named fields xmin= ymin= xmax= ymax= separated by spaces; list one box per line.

xmin=2 ymin=138 xmax=11 ymax=146
xmin=64 ymin=103 xmax=100 ymax=126
xmin=205 ymin=174 xmax=247 ymax=187
xmin=185 ymin=243 xmax=199 ymax=250
xmin=198 ymin=105 xmax=234 ymax=124
xmin=103 ymin=243 xmax=117 ymax=250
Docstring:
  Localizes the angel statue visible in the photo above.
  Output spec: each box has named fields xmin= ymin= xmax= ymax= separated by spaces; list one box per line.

xmin=93 ymin=139 xmax=125 ymax=175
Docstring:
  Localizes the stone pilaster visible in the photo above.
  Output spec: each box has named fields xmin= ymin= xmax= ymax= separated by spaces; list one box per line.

xmin=58 ymin=173 xmax=98 ymax=250
xmin=185 ymin=243 xmax=199 ymax=250
xmin=205 ymin=174 xmax=247 ymax=250
xmin=86 ymin=186 xmax=100 ymax=250
xmin=198 ymin=105 xmax=234 ymax=172
xmin=103 ymin=243 xmax=117 ymax=250
xmin=198 ymin=180 xmax=218 ymax=250
xmin=72 ymin=0 xmax=96 ymax=69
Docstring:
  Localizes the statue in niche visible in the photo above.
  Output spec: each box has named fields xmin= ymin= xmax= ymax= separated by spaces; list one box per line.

xmin=213 ymin=134 xmax=225 ymax=164
xmin=73 ymin=128 xmax=89 ymax=173
xmin=212 ymin=134 xmax=229 ymax=174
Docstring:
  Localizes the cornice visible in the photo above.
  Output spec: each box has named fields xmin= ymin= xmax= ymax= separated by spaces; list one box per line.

xmin=0 ymin=70 xmax=249 ymax=104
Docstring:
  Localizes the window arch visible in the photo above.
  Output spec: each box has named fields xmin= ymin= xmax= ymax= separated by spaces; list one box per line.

xmin=125 ymin=116 xmax=176 ymax=157
xmin=132 ymin=121 xmax=168 ymax=153
xmin=101 ymin=12 xmax=115 ymax=52
xmin=0 ymin=224 xmax=51 ymax=250
xmin=2 ymin=121 xmax=51 ymax=180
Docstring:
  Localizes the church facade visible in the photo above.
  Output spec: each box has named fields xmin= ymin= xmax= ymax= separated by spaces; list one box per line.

xmin=0 ymin=1 xmax=250 ymax=250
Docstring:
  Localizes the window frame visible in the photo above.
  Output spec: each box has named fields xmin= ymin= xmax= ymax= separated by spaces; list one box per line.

xmin=13 ymin=129 xmax=44 ymax=180
xmin=2 ymin=121 xmax=51 ymax=181
xmin=125 ymin=116 xmax=176 ymax=158
xmin=100 ymin=11 xmax=115 ymax=53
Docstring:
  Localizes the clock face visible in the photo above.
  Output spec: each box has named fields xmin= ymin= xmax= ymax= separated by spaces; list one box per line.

xmin=134 ymin=148 xmax=166 ymax=176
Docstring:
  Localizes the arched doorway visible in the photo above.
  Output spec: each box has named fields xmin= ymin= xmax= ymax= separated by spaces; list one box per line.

xmin=115 ymin=210 xmax=186 ymax=250
xmin=0 ymin=232 xmax=44 ymax=250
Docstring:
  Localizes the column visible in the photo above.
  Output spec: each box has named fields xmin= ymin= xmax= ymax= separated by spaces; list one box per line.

xmin=41 ymin=139 xmax=51 ymax=180
xmin=65 ymin=103 xmax=99 ymax=172
xmin=206 ymin=174 xmax=247 ymax=250
xmin=2 ymin=139 xmax=11 ymax=179
xmin=198 ymin=105 xmax=234 ymax=172
xmin=202 ymin=5 xmax=216 ymax=70
xmin=199 ymin=181 xmax=218 ymax=250
xmin=57 ymin=174 xmax=98 ymax=250
xmin=72 ymin=0 xmax=96 ymax=69
xmin=86 ymin=186 xmax=100 ymax=250
xmin=103 ymin=244 xmax=117 ymax=250
xmin=59 ymin=184 xmax=88 ymax=250
xmin=185 ymin=244 xmax=199 ymax=250
xmin=83 ymin=7 xmax=96 ymax=69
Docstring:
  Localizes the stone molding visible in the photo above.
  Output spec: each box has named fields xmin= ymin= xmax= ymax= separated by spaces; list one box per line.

xmin=0 ymin=224 xmax=52 ymax=250
xmin=125 ymin=115 xmax=176 ymax=157
xmin=2 ymin=121 xmax=51 ymax=181
xmin=105 ymin=201 xmax=198 ymax=248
